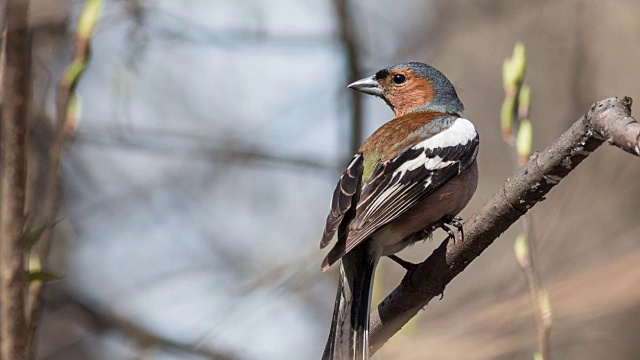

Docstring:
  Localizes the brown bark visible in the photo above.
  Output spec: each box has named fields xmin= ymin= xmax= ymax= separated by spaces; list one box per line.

xmin=369 ymin=97 xmax=638 ymax=353
xmin=0 ymin=1 xmax=30 ymax=359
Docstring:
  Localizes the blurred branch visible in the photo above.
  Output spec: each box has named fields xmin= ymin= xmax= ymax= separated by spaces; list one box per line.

xmin=502 ymin=43 xmax=552 ymax=360
xmin=26 ymin=0 xmax=102 ymax=353
xmin=72 ymin=128 xmax=338 ymax=173
xmin=369 ymin=97 xmax=639 ymax=354
xmin=118 ymin=5 xmax=334 ymax=48
xmin=0 ymin=1 xmax=30 ymax=359
xmin=333 ymin=0 xmax=363 ymax=156
xmin=44 ymin=292 xmax=238 ymax=360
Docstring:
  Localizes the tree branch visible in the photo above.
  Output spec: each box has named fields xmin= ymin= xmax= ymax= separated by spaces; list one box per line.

xmin=27 ymin=0 xmax=101 ymax=352
xmin=70 ymin=128 xmax=337 ymax=173
xmin=369 ymin=96 xmax=638 ymax=353
xmin=0 ymin=1 xmax=30 ymax=359
xmin=43 ymin=292 xmax=239 ymax=360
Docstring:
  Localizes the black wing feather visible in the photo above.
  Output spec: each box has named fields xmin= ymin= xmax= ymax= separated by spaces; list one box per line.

xmin=336 ymin=133 xmax=479 ymax=260
xmin=320 ymin=154 xmax=364 ymax=249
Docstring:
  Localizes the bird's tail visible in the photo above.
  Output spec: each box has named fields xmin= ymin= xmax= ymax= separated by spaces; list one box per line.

xmin=322 ymin=246 xmax=378 ymax=360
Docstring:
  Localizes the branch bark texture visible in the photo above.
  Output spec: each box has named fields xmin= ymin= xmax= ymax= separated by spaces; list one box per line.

xmin=0 ymin=1 xmax=30 ymax=359
xmin=369 ymin=96 xmax=638 ymax=353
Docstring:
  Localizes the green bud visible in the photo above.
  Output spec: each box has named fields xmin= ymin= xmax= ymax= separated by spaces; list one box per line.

xmin=514 ymin=233 xmax=529 ymax=266
xmin=501 ymin=95 xmax=515 ymax=143
xmin=77 ymin=0 xmax=103 ymax=40
xmin=518 ymin=83 xmax=531 ymax=119
xmin=511 ymin=42 xmax=527 ymax=86
xmin=28 ymin=271 xmax=62 ymax=283
xmin=28 ymin=255 xmax=41 ymax=274
xmin=503 ymin=42 xmax=527 ymax=93
xmin=61 ymin=58 xmax=87 ymax=88
xmin=539 ymin=290 xmax=552 ymax=320
xmin=502 ymin=58 xmax=517 ymax=93
xmin=64 ymin=93 xmax=82 ymax=134
xmin=68 ymin=94 xmax=80 ymax=115
xmin=516 ymin=119 xmax=533 ymax=166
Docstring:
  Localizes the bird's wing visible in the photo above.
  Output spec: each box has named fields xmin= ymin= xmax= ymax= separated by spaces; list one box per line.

xmin=330 ymin=117 xmax=479 ymax=263
xmin=320 ymin=153 xmax=364 ymax=249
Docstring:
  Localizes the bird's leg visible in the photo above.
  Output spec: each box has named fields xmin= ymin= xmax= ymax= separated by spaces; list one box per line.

xmin=439 ymin=222 xmax=455 ymax=241
xmin=387 ymin=254 xmax=418 ymax=271
xmin=410 ymin=228 xmax=433 ymax=243
xmin=429 ymin=215 xmax=465 ymax=243
xmin=427 ymin=221 xmax=441 ymax=233
xmin=447 ymin=216 xmax=464 ymax=240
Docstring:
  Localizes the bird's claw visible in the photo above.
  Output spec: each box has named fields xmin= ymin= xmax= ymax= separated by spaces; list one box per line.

xmin=429 ymin=215 xmax=465 ymax=243
xmin=449 ymin=216 xmax=463 ymax=233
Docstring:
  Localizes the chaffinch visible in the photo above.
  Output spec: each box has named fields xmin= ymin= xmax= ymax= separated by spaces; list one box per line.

xmin=320 ymin=62 xmax=479 ymax=360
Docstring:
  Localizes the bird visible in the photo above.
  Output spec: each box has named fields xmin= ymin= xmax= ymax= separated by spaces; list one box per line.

xmin=319 ymin=62 xmax=479 ymax=360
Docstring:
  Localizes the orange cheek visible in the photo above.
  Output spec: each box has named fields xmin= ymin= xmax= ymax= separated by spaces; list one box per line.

xmin=386 ymin=81 xmax=435 ymax=116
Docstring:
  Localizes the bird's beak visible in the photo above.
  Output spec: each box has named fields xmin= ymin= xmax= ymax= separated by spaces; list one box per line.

xmin=348 ymin=75 xmax=383 ymax=96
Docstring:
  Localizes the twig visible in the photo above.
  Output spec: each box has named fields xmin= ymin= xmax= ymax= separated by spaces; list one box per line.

xmin=26 ymin=0 xmax=101 ymax=353
xmin=502 ymin=45 xmax=552 ymax=360
xmin=368 ymin=96 xmax=638 ymax=353
xmin=0 ymin=1 xmax=31 ymax=359
xmin=517 ymin=215 xmax=551 ymax=360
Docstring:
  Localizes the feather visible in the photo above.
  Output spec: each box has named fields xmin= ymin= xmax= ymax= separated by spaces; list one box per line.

xmin=320 ymin=154 xmax=364 ymax=249
xmin=322 ymin=118 xmax=479 ymax=268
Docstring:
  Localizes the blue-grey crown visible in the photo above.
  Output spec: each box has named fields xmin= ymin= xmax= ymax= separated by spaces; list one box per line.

xmin=389 ymin=62 xmax=464 ymax=115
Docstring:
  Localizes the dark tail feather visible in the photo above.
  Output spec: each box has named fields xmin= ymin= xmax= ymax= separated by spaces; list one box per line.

xmin=322 ymin=246 xmax=378 ymax=360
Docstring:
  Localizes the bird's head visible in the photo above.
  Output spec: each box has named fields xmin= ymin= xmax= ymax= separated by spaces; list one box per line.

xmin=348 ymin=62 xmax=463 ymax=117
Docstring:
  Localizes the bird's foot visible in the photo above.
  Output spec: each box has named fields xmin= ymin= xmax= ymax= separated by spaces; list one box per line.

xmin=448 ymin=216 xmax=464 ymax=233
xmin=429 ymin=215 xmax=465 ymax=243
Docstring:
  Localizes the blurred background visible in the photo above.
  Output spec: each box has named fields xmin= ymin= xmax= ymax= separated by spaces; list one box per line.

xmin=26 ymin=0 xmax=640 ymax=359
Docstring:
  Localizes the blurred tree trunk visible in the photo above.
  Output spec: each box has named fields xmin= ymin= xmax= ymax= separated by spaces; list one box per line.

xmin=0 ymin=0 xmax=31 ymax=359
xmin=334 ymin=0 xmax=363 ymax=157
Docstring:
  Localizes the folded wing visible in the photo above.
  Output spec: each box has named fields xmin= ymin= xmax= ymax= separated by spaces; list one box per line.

xmin=320 ymin=154 xmax=364 ymax=249
xmin=323 ymin=117 xmax=479 ymax=267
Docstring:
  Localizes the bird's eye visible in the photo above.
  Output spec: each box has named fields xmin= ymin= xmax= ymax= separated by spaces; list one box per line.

xmin=392 ymin=73 xmax=406 ymax=84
